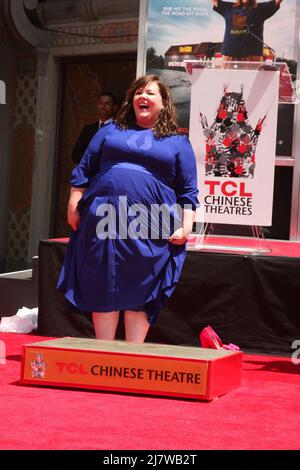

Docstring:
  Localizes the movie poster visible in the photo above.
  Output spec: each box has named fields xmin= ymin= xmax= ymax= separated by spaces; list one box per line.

xmin=144 ymin=0 xmax=298 ymax=131
xmin=189 ymin=67 xmax=279 ymax=225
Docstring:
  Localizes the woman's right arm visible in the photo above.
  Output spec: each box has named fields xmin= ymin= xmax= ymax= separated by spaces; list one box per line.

xmin=68 ymin=126 xmax=110 ymax=230
xmin=211 ymin=0 xmax=218 ymax=7
xmin=67 ymin=187 xmax=86 ymax=231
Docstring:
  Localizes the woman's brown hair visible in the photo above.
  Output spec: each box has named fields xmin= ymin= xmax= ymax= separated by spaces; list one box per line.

xmin=115 ymin=74 xmax=179 ymax=138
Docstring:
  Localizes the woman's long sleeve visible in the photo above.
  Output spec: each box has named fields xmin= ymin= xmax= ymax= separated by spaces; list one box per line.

xmin=174 ymin=136 xmax=199 ymax=210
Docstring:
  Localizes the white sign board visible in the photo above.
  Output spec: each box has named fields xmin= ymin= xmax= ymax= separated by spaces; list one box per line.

xmin=189 ymin=67 xmax=279 ymax=226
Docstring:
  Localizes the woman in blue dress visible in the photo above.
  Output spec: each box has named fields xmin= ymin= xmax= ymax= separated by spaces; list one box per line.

xmin=57 ymin=74 xmax=199 ymax=343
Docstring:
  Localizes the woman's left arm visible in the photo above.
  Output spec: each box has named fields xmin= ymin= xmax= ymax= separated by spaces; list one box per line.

xmin=275 ymin=0 xmax=283 ymax=5
xmin=169 ymin=135 xmax=199 ymax=245
xmin=169 ymin=208 xmax=195 ymax=245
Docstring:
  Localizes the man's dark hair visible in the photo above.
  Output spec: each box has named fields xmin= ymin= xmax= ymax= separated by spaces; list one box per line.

xmin=98 ymin=92 xmax=117 ymax=106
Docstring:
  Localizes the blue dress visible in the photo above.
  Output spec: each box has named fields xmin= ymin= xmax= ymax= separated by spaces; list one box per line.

xmin=57 ymin=123 xmax=199 ymax=324
xmin=214 ymin=0 xmax=280 ymax=58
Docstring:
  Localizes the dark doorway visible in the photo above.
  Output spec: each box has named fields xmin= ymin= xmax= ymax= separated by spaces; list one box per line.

xmin=52 ymin=52 xmax=137 ymax=237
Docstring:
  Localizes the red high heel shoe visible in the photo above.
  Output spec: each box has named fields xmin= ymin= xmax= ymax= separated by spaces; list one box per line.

xmin=199 ymin=325 xmax=240 ymax=351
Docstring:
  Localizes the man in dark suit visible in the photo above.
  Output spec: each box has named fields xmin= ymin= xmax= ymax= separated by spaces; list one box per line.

xmin=71 ymin=92 xmax=117 ymax=164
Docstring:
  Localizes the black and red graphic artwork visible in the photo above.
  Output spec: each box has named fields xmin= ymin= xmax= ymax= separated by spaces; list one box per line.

xmin=200 ymin=86 xmax=266 ymax=178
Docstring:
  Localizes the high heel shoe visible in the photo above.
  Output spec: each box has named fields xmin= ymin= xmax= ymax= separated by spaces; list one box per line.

xmin=199 ymin=325 xmax=240 ymax=351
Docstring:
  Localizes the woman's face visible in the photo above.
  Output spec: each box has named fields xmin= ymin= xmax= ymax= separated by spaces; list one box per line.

xmin=133 ymin=81 xmax=164 ymax=128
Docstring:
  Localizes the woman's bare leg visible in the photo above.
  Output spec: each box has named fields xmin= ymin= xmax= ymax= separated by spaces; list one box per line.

xmin=124 ymin=310 xmax=150 ymax=343
xmin=92 ymin=311 xmax=120 ymax=340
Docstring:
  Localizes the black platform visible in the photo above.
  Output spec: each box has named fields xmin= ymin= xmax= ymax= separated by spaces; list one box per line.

xmin=37 ymin=239 xmax=300 ymax=355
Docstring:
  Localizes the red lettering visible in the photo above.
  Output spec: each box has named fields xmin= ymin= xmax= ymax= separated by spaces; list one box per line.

xmin=79 ymin=364 xmax=88 ymax=375
xmin=240 ymin=182 xmax=252 ymax=197
xmin=222 ymin=181 xmax=237 ymax=196
xmin=67 ymin=363 xmax=78 ymax=374
xmin=56 ymin=362 xmax=67 ymax=373
xmin=205 ymin=180 xmax=252 ymax=197
xmin=56 ymin=362 xmax=88 ymax=374
xmin=205 ymin=180 xmax=220 ymax=195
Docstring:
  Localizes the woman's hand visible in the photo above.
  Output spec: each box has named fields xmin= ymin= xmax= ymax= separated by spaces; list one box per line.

xmin=168 ymin=227 xmax=187 ymax=245
xmin=168 ymin=208 xmax=195 ymax=244
xmin=67 ymin=187 xmax=86 ymax=231
xmin=67 ymin=201 xmax=80 ymax=231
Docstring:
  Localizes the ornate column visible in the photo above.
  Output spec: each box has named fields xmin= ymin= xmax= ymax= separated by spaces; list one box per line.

xmin=0 ymin=0 xmax=48 ymax=270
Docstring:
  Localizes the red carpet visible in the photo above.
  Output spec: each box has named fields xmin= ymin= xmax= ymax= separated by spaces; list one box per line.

xmin=1 ymin=332 xmax=300 ymax=450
